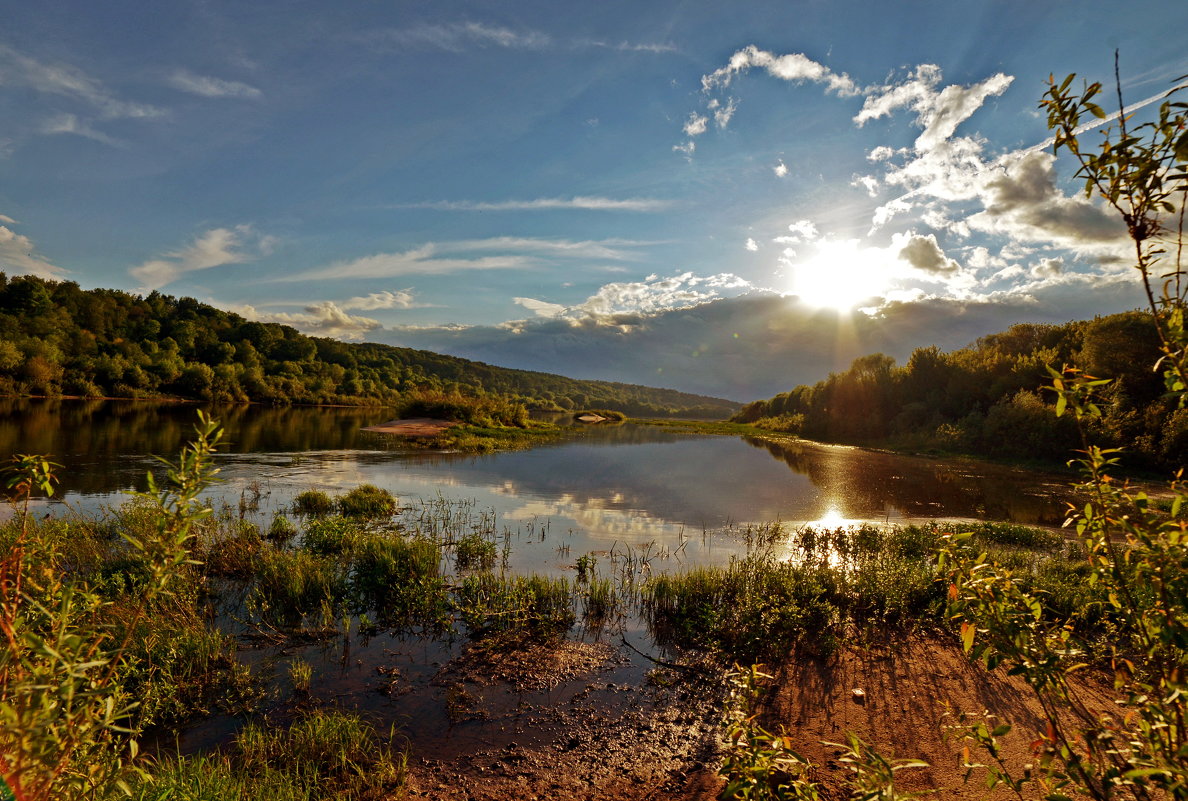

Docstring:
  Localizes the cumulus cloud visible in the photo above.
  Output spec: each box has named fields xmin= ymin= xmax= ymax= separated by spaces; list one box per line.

xmin=403 ymin=196 xmax=670 ymax=212
xmin=235 ymin=302 xmax=381 ymax=341
xmin=343 ymin=289 xmax=417 ymax=310
xmin=773 ymin=160 xmax=788 ymax=177
xmin=1032 ymin=257 xmax=1064 ymax=278
xmin=500 ymin=272 xmax=755 ymax=332
xmin=711 ymin=97 xmax=738 ymax=128
xmin=897 ymin=232 xmax=960 ymax=275
xmin=784 ymin=220 xmax=819 ymax=242
xmin=856 ymin=65 xmax=1012 ymax=151
xmin=168 ymin=69 xmax=262 ymax=99
xmin=130 ymin=225 xmax=271 ymax=290
xmin=701 ymin=46 xmax=859 ymax=96
xmin=745 ymin=238 xmax=759 ymax=252
xmin=0 ymin=221 xmax=66 ymax=279
xmin=969 ymin=151 xmax=1127 ymax=254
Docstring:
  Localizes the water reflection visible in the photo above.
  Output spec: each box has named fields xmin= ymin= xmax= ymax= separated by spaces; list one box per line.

xmin=0 ymin=400 xmax=1091 ymax=567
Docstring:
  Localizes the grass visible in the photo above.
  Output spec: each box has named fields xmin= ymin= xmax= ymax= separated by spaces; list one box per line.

xmin=127 ymin=710 xmax=406 ymax=801
xmin=336 ymin=484 xmax=397 ymax=518
xmin=292 ymin=490 xmax=334 ymax=516
xmin=454 ymin=532 xmax=497 ymax=570
xmin=455 ymin=573 xmax=575 ymax=639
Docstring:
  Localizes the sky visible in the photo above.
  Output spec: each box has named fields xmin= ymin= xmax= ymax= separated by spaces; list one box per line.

xmin=2 ymin=1 xmax=1186 ymax=400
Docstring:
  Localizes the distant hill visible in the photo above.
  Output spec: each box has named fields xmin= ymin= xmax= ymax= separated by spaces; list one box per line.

xmin=0 ymin=274 xmax=738 ymax=418
xmin=733 ymin=312 xmax=1185 ymax=468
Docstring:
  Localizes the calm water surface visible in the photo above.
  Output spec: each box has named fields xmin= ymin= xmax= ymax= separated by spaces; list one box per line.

xmin=3 ymin=399 xmax=1085 ymax=571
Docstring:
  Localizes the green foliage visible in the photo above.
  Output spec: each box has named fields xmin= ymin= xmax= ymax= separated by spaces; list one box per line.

xmin=0 ymin=275 xmax=738 ymax=417
xmin=292 ymin=490 xmax=333 ymax=516
xmin=454 ymin=533 xmax=497 ymax=571
xmin=0 ymin=414 xmax=226 ymax=801
xmin=720 ymin=666 xmax=821 ymax=800
xmin=335 ymin=484 xmax=397 ymax=519
xmin=455 ymin=573 xmax=575 ymax=639
xmin=126 ymin=710 xmax=405 ymax=801
xmin=732 ymin=311 xmax=1183 ymax=467
xmin=938 ymin=67 xmax=1188 ymax=800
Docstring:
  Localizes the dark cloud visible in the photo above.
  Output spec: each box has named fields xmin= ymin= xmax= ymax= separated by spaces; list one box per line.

xmin=898 ymin=233 xmax=959 ymax=274
xmin=376 ymin=283 xmax=1149 ymax=400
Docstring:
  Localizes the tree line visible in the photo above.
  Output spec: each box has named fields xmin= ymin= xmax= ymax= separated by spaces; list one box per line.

xmin=0 ymin=273 xmax=737 ymax=418
xmin=732 ymin=311 xmax=1185 ymax=468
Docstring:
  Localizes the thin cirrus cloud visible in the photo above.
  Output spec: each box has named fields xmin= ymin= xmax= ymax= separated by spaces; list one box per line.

xmin=368 ymin=21 xmax=673 ymax=54
xmin=167 ymin=69 xmax=262 ymax=99
xmin=400 ymin=196 xmax=671 ymax=212
xmin=0 ymin=44 xmax=163 ymax=121
xmin=283 ymin=237 xmax=654 ymax=282
xmin=130 ymin=225 xmax=275 ymax=291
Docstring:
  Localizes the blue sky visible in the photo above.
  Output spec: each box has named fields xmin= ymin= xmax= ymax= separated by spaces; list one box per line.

xmin=2 ymin=1 xmax=1186 ymax=398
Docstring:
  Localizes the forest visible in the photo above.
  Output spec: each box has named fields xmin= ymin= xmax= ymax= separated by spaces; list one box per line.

xmin=0 ymin=273 xmax=737 ymax=418
xmin=732 ymin=310 xmax=1187 ymax=469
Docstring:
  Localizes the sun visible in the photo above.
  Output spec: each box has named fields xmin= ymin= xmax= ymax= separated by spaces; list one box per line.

xmin=788 ymin=239 xmax=890 ymax=311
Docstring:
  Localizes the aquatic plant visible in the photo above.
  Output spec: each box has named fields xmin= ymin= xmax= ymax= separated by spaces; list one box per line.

xmin=454 ymin=532 xmax=497 ymax=571
xmin=291 ymin=490 xmax=333 ymax=516
xmin=336 ymin=484 xmax=396 ymax=519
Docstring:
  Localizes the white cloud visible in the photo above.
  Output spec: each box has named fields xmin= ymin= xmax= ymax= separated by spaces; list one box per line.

xmin=343 ymin=289 xmax=417 ymax=310
xmin=713 ymin=97 xmax=738 ymax=128
xmin=40 ymin=112 xmax=123 ymax=146
xmin=130 ymin=225 xmax=269 ymax=290
xmin=234 ymin=302 xmax=381 ymax=341
xmin=285 ymin=237 xmax=652 ymax=282
xmin=501 ymin=272 xmax=755 ymax=329
xmin=867 ymin=145 xmax=896 ymax=162
xmin=785 ymin=220 xmax=819 ymax=241
xmin=773 ymin=160 xmax=788 ymax=177
xmin=673 ymin=141 xmax=695 ymax=158
xmin=701 ymin=46 xmax=859 ymax=96
xmin=168 ymin=70 xmax=262 ymax=99
xmin=897 ymin=232 xmax=960 ymax=275
xmin=0 ymin=44 xmax=163 ymax=121
xmin=514 ymin=297 xmax=567 ymax=318
xmin=0 ymin=222 xmax=66 ymax=279
xmin=375 ymin=22 xmax=550 ymax=51
xmin=683 ymin=112 xmax=708 ymax=137
xmin=852 ymin=174 xmax=880 ymax=196
xmin=404 ymin=196 xmax=670 ymax=212
xmin=745 ymin=238 xmax=759 ymax=252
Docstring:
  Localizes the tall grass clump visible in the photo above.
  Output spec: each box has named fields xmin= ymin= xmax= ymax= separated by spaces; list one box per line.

xmin=128 ymin=710 xmax=405 ymax=801
xmin=336 ymin=484 xmax=396 ymax=519
xmin=250 ymin=548 xmax=346 ymax=630
xmin=455 ymin=573 xmax=575 ymax=639
xmin=347 ymin=534 xmax=448 ymax=628
xmin=300 ymin=516 xmax=367 ymax=556
xmin=291 ymin=490 xmax=333 ymax=517
xmin=454 ymin=532 xmax=497 ymax=571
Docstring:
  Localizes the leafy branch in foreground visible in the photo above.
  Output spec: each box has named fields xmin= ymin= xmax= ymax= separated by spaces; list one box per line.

xmin=0 ymin=413 xmax=221 ymax=801
xmin=941 ymin=67 xmax=1188 ymax=800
